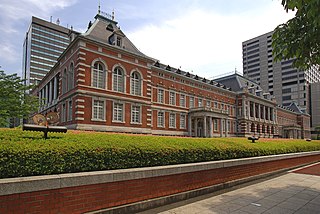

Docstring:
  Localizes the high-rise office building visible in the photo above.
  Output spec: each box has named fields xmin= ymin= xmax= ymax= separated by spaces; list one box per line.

xmin=310 ymin=82 xmax=320 ymax=133
xmin=242 ymin=31 xmax=320 ymax=114
xmin=22 ymin=16 xmax=70 ymax=86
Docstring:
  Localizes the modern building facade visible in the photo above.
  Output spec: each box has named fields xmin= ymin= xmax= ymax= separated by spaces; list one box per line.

xmin=242 ymin=31 xmax=320 ymax=114
xmin=32 ymin=13 xmax=310 ymax=139
xmin=310 ymin=82 xmax=320 ymax=134
xmin=22 ymin=16 xmax=70 ymax=86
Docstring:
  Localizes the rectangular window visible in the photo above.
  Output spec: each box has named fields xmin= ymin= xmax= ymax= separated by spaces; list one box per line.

xmin=221 ymin=103 xmax=225 ymax=110
xmin=157 ymin=111 xmax=165 ymax=127
xmin=169 ymin=91 xmax=176 ymax=105
xmin=131 ymin=105 xmax=141 ymax=124
xmin=198 ymin=98 xmax=203 ymax=107
xmin=180 ymin=113 xmax=186 ymax=129
xmin=93 ymin=100 xmax=105 ymax=121
xmin=158 ymin=88 xmax=164 ymax=103
xmin=214 ymin=102 xmax=218 ymax=109
xmin=180 ymin=94 xmax=186 ymax=107
xmin=61 ymin=103 xmax=66 ymax=122
xmin=169 ymin=113 xmax=176 ymax=128
xmin=227 ymin=121 xmax=231 ymax=133
xmin=222 ymin=120 xmax=225 ymax=132
xmin=214 ymin=119 xmax=218 ymax=131
xmin=116 ymin=37 xmax=122 ymax=47
xmin=67 ymin=100 xmax=72 ymax=121
xmin=113 ymin=102 xmax=124 ymax=122
xmin=206 ymin=100 xmax=211 ymax=108
xmin=189 ymin=97 xmax=194 ymax=108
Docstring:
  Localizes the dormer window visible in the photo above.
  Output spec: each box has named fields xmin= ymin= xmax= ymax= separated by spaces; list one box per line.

xmin=106 ymin=24 xmax=114 ymax=32
xmin=116 ymin=37 xmax=122 ymax=47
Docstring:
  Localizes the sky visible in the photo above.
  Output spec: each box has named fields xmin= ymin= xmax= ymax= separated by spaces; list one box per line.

xmin=0 ymin=0 xmax=294 ymax=79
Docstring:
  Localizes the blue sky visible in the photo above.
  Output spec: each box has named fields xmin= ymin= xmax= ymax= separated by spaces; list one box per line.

xmin=0 ymin=0 xmax=294 ymax=78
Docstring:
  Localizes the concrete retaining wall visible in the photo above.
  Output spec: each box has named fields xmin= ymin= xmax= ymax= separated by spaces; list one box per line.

xmin=1 ymin=151 xmax=320 ymax=214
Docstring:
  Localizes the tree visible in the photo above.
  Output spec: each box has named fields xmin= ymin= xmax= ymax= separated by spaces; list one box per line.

xmin=272 ymin=0 xmax=320 ymax=70
xmin=0 ymin=70 xmax=38 ymax=127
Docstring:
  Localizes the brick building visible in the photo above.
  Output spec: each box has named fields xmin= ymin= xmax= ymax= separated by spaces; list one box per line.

xmin=33 ymin=13 xmax=310 ymax=139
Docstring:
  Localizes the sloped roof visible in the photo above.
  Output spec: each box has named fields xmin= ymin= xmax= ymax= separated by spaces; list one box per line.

xmin=287 ymin=102 xmax=304 ymax=114
xmin=82 ymin=14 xmax=146 ymax=57
xmin=213 ymin=73 xmax=262 ymax=92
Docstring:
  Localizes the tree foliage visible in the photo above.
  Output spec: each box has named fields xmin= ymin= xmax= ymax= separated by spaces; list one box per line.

xmin=272 ymin=0 xmax=320 ymax=70
xmin=0 ymin=70 xmax=38 ymax=127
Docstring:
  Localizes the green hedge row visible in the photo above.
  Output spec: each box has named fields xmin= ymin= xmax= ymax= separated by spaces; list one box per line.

xmin=1 ymin=128 xmax=320 ymax=179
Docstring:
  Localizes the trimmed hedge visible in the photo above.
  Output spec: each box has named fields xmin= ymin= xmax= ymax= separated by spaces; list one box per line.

xmin=1 ymin=128 xmax=320 ymax=179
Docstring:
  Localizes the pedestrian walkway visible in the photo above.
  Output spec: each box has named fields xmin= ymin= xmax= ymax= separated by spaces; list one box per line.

xmin=139 ymin=162 xmax=320 ymax=214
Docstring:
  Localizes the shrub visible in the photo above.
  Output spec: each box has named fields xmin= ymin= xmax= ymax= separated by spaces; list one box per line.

xmin=0 ymin=128 xmax=320 ymax=178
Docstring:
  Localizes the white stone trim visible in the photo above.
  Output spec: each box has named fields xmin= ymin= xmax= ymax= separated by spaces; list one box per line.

xmin=76 ymin=99 xmax=85 ymax=103
xmin=80 ymin=46 xmax=150 ymax=69
xmin=76 ymin=62 xmax=91 ymax=68
xmin=77 ymin=73 xmax=85 ymax=77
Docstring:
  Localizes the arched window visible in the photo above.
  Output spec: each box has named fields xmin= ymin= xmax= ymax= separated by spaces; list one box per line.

xmin=62 ymin=68 xmax=67 ymax=94
xmin=68 ymin=63 xmax=74 ymax=91
xmin=113 ymin=67 xmax=124 ymax=92
xmin=92 ymin=62 xmax=106 ymax=89
xmin=130 ymin=71 xmax=141 ymax=96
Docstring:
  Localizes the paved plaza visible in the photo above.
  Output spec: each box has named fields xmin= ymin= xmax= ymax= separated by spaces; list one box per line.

xmin=140 ymin=162 xmax=320 ymax=214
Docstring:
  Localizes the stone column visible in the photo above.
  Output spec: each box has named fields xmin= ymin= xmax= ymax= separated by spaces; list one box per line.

xmin=257 ymin=104 xmax=260 ymax=120
xmin=242 ymin=97 xmax=245 ymax=118
xmin=49 ymin=80 xmax=53 ymax=104
xmin=203 ymin=116 xmax=207 ymax=138
xmin=53 ymin=76 xmax=58 ymax=100
xmin=225 ymin=119 xmax=228 ymax=137
xmin=269 ymin=107 xmax=272 ymax=121
xmin=41 ymin=88 xmax=45 ymax=105
xmin=220 ymin=119 xmax=223 ymax=137
xmin=45 ymin=85 xmax=48 ymax=104
xmin=188 ymin=115 xmax=192 ymax=137
xmin=38 ymin=90 xmax=42 ymax=106
xmin=252 ymin=102 xmax=256 ymax=120
xmin=209 ymin=117 xmax=213 ymax=138
xmin=194 ymin=118 xmax=198 ymax=137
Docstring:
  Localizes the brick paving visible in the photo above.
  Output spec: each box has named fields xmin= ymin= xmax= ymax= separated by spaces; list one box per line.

xmin=139 ymin=162 xmax=320 ymax=214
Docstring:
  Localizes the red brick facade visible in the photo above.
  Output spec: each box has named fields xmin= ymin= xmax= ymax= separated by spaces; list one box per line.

xmin=33 ymin=14 xmax=310 ymax=138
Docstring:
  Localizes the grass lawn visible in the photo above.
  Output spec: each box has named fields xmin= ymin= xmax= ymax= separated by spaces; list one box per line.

xmin=0 ymin=128 xmax=319 ymax=178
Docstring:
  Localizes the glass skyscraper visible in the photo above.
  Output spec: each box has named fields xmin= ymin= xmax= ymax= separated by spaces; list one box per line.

xmin=22 ymin=16 xmax=70 ymax=86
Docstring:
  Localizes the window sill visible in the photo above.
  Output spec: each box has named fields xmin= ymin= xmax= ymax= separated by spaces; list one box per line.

xmin=130 ymin=122 xmax=142 ymax=125
xmin=112 ymin=120 xmax=125 ymax=123
xmin=91 ymin=119 xmax=106 ymax=122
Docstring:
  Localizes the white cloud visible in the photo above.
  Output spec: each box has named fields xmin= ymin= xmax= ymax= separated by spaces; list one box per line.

xmin=0 ymin=0 xmax=77 ymax=21
xmin=0 ymin=42 xmax=18 ymax=64
xmin=0 ymin=0 xmax=77 ymax=37
xmin=128 ymin=1 xmax=294 ymax=79
xmin=0 ymin=0 xmax=77 ymax=74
